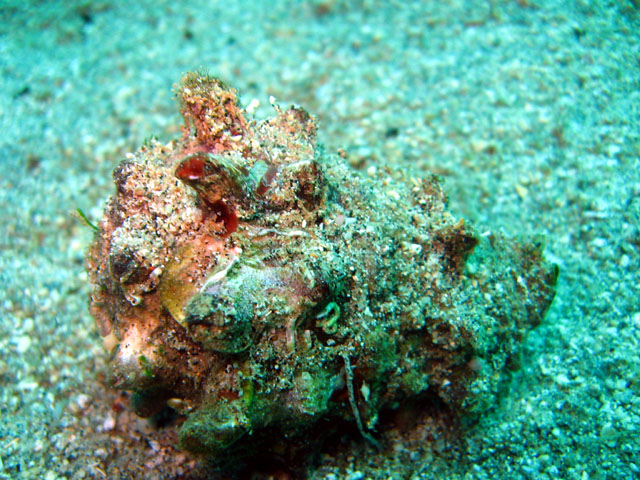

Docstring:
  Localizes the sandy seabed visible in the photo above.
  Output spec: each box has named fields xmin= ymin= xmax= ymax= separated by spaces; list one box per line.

xmin=1 ymin=1 xmax=639 ymax=478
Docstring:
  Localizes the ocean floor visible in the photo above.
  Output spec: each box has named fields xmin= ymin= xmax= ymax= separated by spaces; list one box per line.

xmin=1 ymin=0 xmax=639 ymax=478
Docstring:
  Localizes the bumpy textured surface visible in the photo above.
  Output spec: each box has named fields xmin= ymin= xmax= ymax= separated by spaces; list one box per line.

xmin=86 ymin=72 xmax=557 ymax=465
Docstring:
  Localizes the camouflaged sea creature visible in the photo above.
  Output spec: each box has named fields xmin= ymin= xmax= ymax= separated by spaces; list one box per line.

xmin=86 ymin=72 xmax=557 ymax=466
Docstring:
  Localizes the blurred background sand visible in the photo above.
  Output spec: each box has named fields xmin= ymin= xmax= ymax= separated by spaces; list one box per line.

xmin=1 ymin=1 xmax=638 ymax=478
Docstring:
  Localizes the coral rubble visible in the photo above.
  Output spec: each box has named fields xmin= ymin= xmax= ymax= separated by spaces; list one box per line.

xmin=86 ymin=72 xmax=557 ymax=469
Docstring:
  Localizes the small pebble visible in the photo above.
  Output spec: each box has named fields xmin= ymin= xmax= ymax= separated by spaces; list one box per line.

xmin=102 ymin=414 xmax=116 ymax=432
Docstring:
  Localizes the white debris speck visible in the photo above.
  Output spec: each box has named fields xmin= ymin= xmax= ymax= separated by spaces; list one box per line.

xmin=360 ymin=381 xmax=370 ymax=403
xmin=14 ymin=335 xmax=31 ymax=353
xmin=408 ymin=243 xmax=422 ymax=255
xmin=148 ymin=440 xmax=161 ymax=452
xmin=17 ymin=380 xmax=38 ymax=391
xmin=76 ymin=394 xmax=91 ymax=409
xmin=246 ymin=98 xmax=260 ymax=114
xmin=102 ymin=414 xmax=116 ymax=432
xmin=606 ymin=144 xmax=621 ymax=157
xmin=95 ymin=448 xmax=108 ymax=459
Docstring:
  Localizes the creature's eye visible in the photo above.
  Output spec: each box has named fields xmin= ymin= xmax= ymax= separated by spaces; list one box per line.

xmin=176 ymin=153 xmax=207 ymax=180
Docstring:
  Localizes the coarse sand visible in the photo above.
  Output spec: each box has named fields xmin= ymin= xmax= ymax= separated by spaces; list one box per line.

xmin=1 ymin=1 xmax=639 ymax=478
